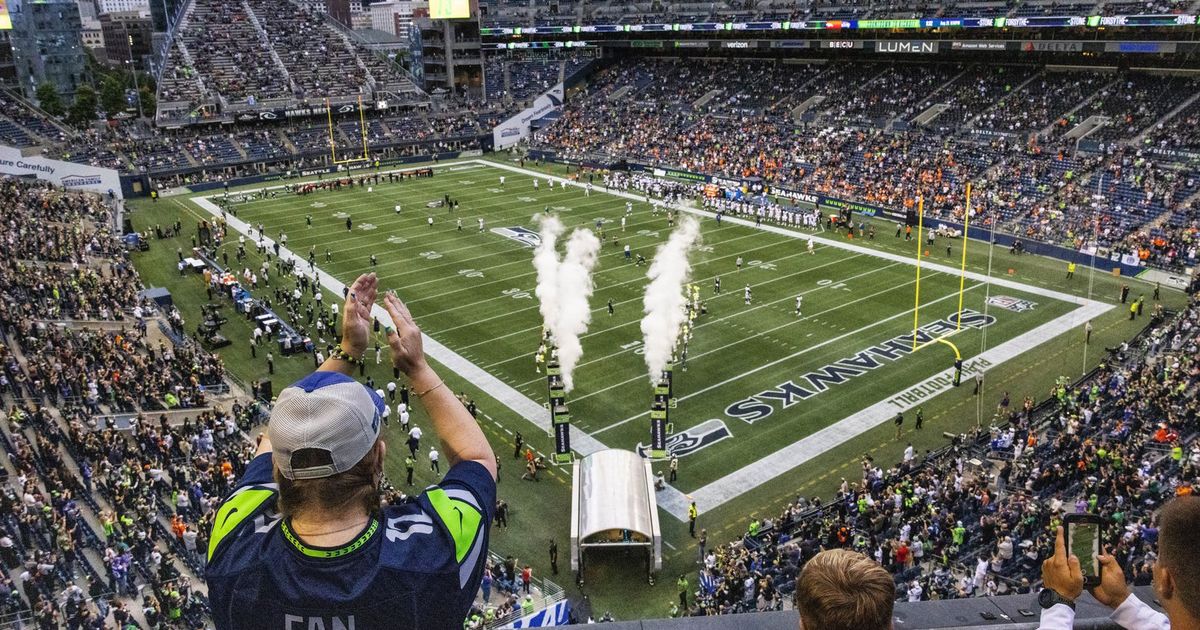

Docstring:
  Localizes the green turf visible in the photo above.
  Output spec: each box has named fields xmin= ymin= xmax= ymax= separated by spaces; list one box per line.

xmin=125 ymin=156 xmax=1188 ymax=620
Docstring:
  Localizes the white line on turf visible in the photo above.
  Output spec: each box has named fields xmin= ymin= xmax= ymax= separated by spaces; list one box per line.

xmin=579 ymin=276 xmax=929 ymax=411
xmin=474 ymin=159 xmax=1109 ymax=309
xmin=503 ymin=260 xmax=904 ymax=384
xmin=191 ymin=195 xmax=616 ymax=466
xmin=657 ymin=298 xmax=1114 ymax=521
xmin=420 ymin=233 xmax=834 ymax=328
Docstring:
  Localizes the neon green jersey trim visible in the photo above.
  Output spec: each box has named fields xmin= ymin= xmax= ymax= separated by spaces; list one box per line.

xmin=208 ymin=488 xmax=275 ymax=561
xmin=426 ymin=489 xmax=482 ymax=563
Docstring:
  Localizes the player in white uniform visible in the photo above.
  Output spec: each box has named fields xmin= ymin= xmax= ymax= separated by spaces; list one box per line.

xmin=744 ymin=285 xmax=752 ymax=305
xmin=499 ymin=175 xmax=506 ymax=186
xmin=625 ymin=202 xmax=633 ymax=216
xmin=395 ymin=204 xmax=402 ymax=214
xmin=807 ymin=237 xmax=815 ymax=255
xmin=534 ymin=178 xmax=539 ymax=190
xmin=795 ymin=295 xmax=803 ymax=316
xmin=478 ymin=218 xmax=485 ymax=233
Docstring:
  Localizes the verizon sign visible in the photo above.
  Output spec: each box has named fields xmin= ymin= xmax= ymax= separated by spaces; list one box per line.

xmin=875 ymin=40 xmax=937 ymax=54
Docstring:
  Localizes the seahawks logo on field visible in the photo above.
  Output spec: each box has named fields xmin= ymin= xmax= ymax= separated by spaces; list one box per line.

xmin=517 ymin=196 xmax=538 ymax=203
xmin=332 ymin=211 xmax=350 ymax=219
xmin=491 ymin=226 xmax=542 ymax=248
xmin=387 ymin=236 xmax=408 ymax=244
xmin=310 ymin=202 xmax=326 ymax=208
xmin=986 ymin=296 xmax=1038 ymax=312
xmin=635 ymin=419 xmax=732 ymax=459
xmin=359 ymin=223 xmax=377 ymax=231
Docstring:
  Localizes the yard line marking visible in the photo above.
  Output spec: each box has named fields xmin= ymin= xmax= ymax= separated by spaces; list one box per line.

xmin=653 ymin=297 xmax=1114 ymax=521
xmin=485 ymin=255 xmax=883 ymax=372
xmin=501 ymin=260 xmax=903 ymax=382
xmin=477 ymin=158 xmax=1110 ymax=309
xmin=421 ymin=236 xmax=841 ymax=327
xmin=234 ymin=189 xmax=617 ymax=258
xmin=582 ymin=276 xmax=930 ymax=413
xmin=191 ymin=195 xmax=616 ymax=467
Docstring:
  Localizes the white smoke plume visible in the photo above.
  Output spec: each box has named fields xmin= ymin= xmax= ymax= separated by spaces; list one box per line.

xmin=532 ymin=215 xmax=565 ymax=336
xmin=532 ymin=215 xmax=602 ymax=392
xmin=640 ymin=216 xmax=702 ymax=383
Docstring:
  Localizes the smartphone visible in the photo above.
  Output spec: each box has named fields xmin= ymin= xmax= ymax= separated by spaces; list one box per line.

xmin=1064 ymin=514 xmax=1105 ymax=588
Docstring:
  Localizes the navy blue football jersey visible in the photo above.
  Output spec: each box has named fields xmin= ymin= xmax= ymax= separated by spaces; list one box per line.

xmin=206 ymin=453 xmax=495 ymax=630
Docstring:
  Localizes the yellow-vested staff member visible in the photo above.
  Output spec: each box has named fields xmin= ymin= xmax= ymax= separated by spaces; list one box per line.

xmin=206 ymin=273 xmax=497 ymax=630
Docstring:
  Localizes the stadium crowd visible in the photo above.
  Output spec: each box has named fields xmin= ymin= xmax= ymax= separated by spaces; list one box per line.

xmin=534 ymin=58 xmax=1200 ymax=272
xmin=687 ymin=293 xmax=1198 ymax=615
xmin=0 ymin=177 xmax=251 ymax=627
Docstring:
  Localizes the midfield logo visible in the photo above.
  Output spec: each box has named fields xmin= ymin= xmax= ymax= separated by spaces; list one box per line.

xmin=635 ymin=419 xmax=732 ymax=459
xmin=491 ymin=226 xmax=542 ymax=248
xmin=986 ymin=296 xmax=1038 ymax=312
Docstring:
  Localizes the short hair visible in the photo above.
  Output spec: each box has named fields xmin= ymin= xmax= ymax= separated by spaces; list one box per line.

xmin=275 ymin=438 xmax=383 ymax=518
xmin=795 ymin=549 xmax=894 ymax=630
xmin=1159 ymin=496 xmax=1200 ymax=619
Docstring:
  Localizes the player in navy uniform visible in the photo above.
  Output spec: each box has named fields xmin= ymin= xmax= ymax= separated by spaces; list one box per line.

xmin=206 ymin=273 xmax=497 ymax=630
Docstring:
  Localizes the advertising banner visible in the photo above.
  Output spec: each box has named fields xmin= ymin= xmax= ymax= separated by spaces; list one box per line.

xmin=0 ymin=145 xmax=123 ymax=199
xmin=493 ymin=83 xmax=565 ymax=149
xmin=504 ymin=600 xmax=572 ymax=628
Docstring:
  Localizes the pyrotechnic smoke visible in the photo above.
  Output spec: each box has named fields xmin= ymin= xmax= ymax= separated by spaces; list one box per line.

xmin=533 ymin=215 xmax=602 ymax=392
xmin=640 ymin=216 xmax=702 ymax=383
xmin=532 ymin=215 xmax=565 ymax=335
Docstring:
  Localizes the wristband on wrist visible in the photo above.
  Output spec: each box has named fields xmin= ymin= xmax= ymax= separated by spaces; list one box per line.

xmin=416 ymin=380 xmax=445 ymax=398
xmin=329 ymin=345 xmax=364 ymax=366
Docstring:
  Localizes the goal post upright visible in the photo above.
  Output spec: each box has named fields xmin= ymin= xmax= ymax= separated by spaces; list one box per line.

xmin=358 ymin=94 xmax=369 ymax=161
xmin=956 ymin=182 xmax=972 ymax=330
xmin=908 ymin=182 xmax=975 ymax=386
xmin=326 ymin=98 xmax=339 ymax=165
xmin=912 ymin=196 xmax=925 ymax=351
xmin=326 ymin=95 xmax=372 ymax=166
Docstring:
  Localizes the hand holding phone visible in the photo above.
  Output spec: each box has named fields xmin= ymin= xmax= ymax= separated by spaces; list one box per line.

xmin=1064 ymin=514 xmax=1106 ymax=588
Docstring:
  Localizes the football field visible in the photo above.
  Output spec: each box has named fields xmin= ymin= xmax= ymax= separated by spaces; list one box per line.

xmin=186 ymin=158 xmax=1112 ymax=520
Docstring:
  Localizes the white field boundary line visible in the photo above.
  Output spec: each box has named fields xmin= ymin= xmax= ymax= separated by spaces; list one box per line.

xmin=198 ymin=161 xmax=489 ymax=204
xmin=657 ymin=298 xmax=1114 ymax=521
xmin=560 ymin=265 xmax=912 ymax=405
xmin=208 ymin=181 xmax=607 ymax=262
xmin=422 ymin=232 xmax=832 ymax=330
xmin=191 ymin=195 xmax=615 ymax=465
xmin=592 ymin=280 xmax=968 ymax=435
xmin=487 ymin=255 xmax=883 ymax=374
xmin=476 ymin=159 xmax=1110 ymax=311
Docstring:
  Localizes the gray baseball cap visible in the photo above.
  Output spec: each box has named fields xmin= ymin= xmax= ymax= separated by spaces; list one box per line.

xmin=269 ymin=371 xmax=386 ymax=480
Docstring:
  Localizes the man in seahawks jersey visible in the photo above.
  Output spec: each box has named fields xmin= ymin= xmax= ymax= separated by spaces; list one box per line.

xmin=207 ymin=273 xmax=497 ymax=630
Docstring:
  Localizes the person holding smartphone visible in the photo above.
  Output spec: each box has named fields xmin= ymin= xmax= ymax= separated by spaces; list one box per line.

xmin=1039 ymin=496 xmax=1200 ymax=630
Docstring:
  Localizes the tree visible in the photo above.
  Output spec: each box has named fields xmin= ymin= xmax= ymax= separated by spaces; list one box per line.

xmin=99 ymin=76 xmax=126 ymax=117
xmin=68 ymin=85 xmax=99 ymax=126
xmin=35 ymin=82 xmax=64 ymax=117
xmin=138 ymin=86 xmax=155 ymax=117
